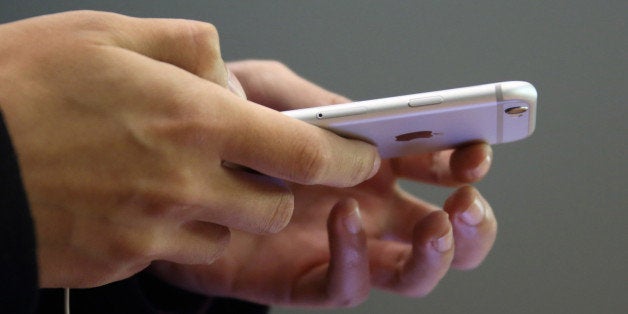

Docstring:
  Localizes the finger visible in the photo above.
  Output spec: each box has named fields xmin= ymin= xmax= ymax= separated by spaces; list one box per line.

xmin=82 ymin=217 xmax=229 ymax=272
xmin=443 ymin=186 xmax=497 ymax=270
xmin=158 ymin=221 xmax=231 ymax=265
xmin=391 ymin=142 xmax=493 ymax=187
xmin=133 ymin=73 xmax=380 ymax=188
xmin=224 ymin=60 xmax=381 ymax=186
xmin=107 ymin=14 xmax=228 ymax=86
xmin=367 ymin=187 xmax=441 ymax=243
xmin=140 ymin=164 xmax=295 ymax=235
xmin=98 ymin=52 xmax=376 ymax=230
xmin=326 ymin=199 xmax=370 ymax=306
xmin=292 ymin=199 xmax=370 ymax=307
xmin=195 ymin=168 xmax=295 ymax=234
xmin=216 ymin=93 xmax=381 ymax=187
xmin=228 ymin=60 xmax=351 ymax=110
xmin=103 ymin=51 xmax=379 ymax=190
xmin=450 ymin=143 xmax=493 ymax=182
xmin=371 ymin=210 xmax=454 ymax=297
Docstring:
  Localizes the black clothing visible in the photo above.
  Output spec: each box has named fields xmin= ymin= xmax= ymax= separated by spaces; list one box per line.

xmin=0 ymin=112 xmax=39 ymax=313
xmin=0 ymin=112 xmax=268 ymax=313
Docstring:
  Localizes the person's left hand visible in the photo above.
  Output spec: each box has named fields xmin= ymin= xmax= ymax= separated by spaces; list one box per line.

xmin=151 ymin=61 xmax=497 ymax=307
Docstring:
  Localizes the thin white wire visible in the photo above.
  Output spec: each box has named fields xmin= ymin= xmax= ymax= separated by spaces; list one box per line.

xmin=64 ymin=288 xmax=70 ymax=314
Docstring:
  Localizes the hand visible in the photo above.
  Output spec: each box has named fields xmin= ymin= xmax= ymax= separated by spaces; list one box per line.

xmin=0 ymin=13 xmax=379 ymax=288
xmin=151 ymin=61 xmax=498 ymax=307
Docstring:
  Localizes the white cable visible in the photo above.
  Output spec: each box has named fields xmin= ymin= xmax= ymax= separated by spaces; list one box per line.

xmin=64 ymin=288 xmax=70 ymax=314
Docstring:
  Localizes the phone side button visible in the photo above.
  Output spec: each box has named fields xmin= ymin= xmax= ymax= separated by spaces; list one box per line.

xmin=408 ymin=96 xmax=444 ymax=107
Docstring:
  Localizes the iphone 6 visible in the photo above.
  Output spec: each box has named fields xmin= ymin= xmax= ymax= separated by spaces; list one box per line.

xmin=282 ymin=81 xmax=537 ymax=158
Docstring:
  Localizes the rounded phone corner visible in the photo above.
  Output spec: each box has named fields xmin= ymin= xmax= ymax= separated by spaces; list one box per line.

xmin=500 ymin=81 xmax=537 ymax=106
xmin=500 ymin=81 xmax=537 ymax=138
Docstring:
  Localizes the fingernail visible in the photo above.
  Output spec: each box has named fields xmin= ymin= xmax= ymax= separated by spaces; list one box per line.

xmin=432 ymin=228 xmax=453 ymax=253
xmin=226 ymin=68 xmax=247 ymax=99
xmin=344 ymin=204 xmax=363 ymax=234
xmin=468 ymin=149 xmax=492 ymax=180
xmin=459 ymin=197 xmax=485 ymax=226
xmin=368 ymin=156 xmax=381 ymax=179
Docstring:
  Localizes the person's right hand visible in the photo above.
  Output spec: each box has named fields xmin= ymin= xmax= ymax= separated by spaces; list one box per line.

xmin=0 ymin=11 xmax=380 ymax=288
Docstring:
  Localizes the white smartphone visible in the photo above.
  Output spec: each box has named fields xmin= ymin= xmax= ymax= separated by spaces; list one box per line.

xmin=282 ymin=81 xmax=537 ymax=158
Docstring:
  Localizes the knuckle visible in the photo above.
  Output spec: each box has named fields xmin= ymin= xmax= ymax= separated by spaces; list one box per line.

xmin=64 ymin=10 xmax=113 ymax=25
xmin=128 ymin=173 xmax=201 ymax=217
xmin=327 ymin=93 xmax=351 ymax=105
xmin=161 ymin=166 xmax=202 ymax=204
xmin=109 ymin=232 xmax=161 ymax=263
xmin=180 ymin=20 xmax=220 ymax=49
xmin=291 ymin=135 xmax=331 ymax=184
xmin=261 ymin=191 xmax=294 ymax=234
xmin=171 ymin=20 xmax=224 ymax=80
xmin=140 ymin=200 xmax=196 ymax=221
xmin=132 ymin=163 xmax=199 ymax=205
xmin=257 ymin=60 xmax=291 ymax=73
xmin=255 ymin=60 xmax=294 ymax=83
xmin=187 ymin=20 xmax=219 ymax=39
xmin=346 ymin=147 xmax=377 ymax=185
xmin=127 ymin=120 xmax=223 ymax=204
xmin=134 ymin=113 xmax=215 ymax=155
xmin=63 ymin=11 xmax=132 ymax=36
xmin=155 ymin=117 xmax=217 ymax=148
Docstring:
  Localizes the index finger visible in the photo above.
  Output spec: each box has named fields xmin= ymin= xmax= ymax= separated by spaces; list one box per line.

xmin=217 ymin=91 xmax=381 ymax=187
xmin=390 ymin=143 xmax=493 ymax=187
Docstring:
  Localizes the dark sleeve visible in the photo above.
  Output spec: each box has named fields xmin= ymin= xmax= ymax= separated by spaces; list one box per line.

xmin=0 ymin=111 xmax=39 ymax=313
xmin=138 ymin=271 xmax=270 ymax=314
xmin=38 ymin=269 xmax=269 ymax=313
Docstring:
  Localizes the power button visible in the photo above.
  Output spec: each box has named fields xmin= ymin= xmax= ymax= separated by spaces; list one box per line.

xmin=408 ymin=96 xmax=444 ymax=107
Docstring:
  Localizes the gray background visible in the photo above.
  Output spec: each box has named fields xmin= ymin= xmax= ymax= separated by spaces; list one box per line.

xmin=2 ymin=1 xmax=626 ymax=313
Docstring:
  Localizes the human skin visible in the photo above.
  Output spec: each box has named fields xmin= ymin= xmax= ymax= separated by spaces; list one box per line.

xmin=0 ymin=12 xmax=380 ymax=288
xmin=151 ymin=61 xmax=498 ymax=308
